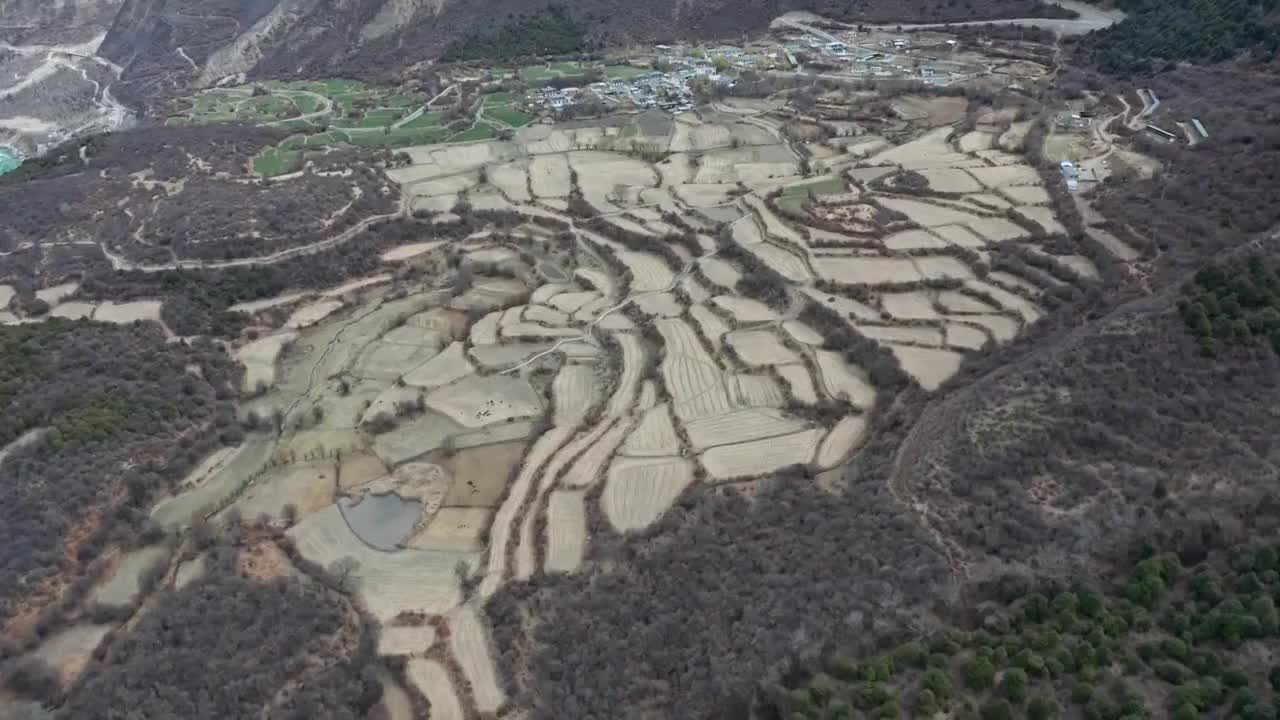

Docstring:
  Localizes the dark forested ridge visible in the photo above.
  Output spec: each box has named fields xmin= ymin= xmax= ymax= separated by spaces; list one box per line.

xmin=93 ymin=0 xmax=1075 ymax=107
xmin=0 ymin=125 xmax=395 ymax=287
xmin=443 ymin=5 xmax=594 ymax=62
xmin=1180 ymin=256 xmax=1280 ymax=356
xmin=763 ymin=543 xmax=1280 ymax=720
xmin=0 ymin=321 xmax=239 ymax=631
xmin=57 ymin=542 xmax=382 ymax=720
xmin=1078 ymin=0 xmax=1280 ymax=74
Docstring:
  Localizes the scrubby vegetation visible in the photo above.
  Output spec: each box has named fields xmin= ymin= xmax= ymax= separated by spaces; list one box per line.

xmin=1180 ymin=255 xmax=1280 ymax=356
xmin=1079 ymin=0 xmax=1280 ymax=74
xmin=80 ymin=214 xmax=477 ymax=337
xmin=0 ymin=126 xmax=395 ymax=271
xmin=0 ymin=321 xmax=238 ymax=629
xmin=57 ymin=540 xmax=382 ymax=718
xmin=444 ymin=5 xmax=593 ymax=62
xmin=763 ymin=542 xmax=1280 ymax=720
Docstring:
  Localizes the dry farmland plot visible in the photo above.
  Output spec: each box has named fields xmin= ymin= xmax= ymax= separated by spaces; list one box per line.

xmin=1001 ymin=184 xmax=1052 ymax=205
xmin=744 ymin=242 xmax=812 ymax=282
xmin=612 ymin=249 xmax=675 ymax=292
xmin=549 ymin=290 xmax=600 ymax=314
xmin=815 ymin=350 xmax=876 ymax=407
xmin=712 ymin=295 xmax=779 ymax=323
xmin=699 ymin=257 xmax=742 ymax=291
xmin=606 ymin=332 xmax=644 ymax=418
xmin=480 ymin=426 xmax=574 ymax=597
xmin=690 ymin=304 xmax=730 ymax=350
xmin=439 ymin=440 xmax=528 ymax=507
xmin=887 ymin=344 xmax=965 ymax=391
xmin=410 ymin=507 xmax=492 ymax=553
xmin=657 ymin=318 xmax=734 ymax=423
xmin=623 ymin=403 xmax=681 ymax=457
xmin=880 ymin=291 xmax=940 ymax=320
xmin=407 ymin=659 xmax=464 ymax=720
xmin=817 ymin=414 xmax=868 ymax=469
xmin=289 ymin=505 xmax=473 ymax=620
xmin=286 ymin=299 xmax=344 ymax=329
xmin=857 ymin=324 xmax=944 ymax=346
xmin=447 ymin=605 xmax=507 ymax=713
xmin=562 ymin=418 xmax=634 ymax=488
xmin=228 ymin=461 xmax=335 ymax=520
xmin=553 ymin=363 xmax=598 ymax=426
xmin=686 ymin=408 xmax=809 ymax=451
xmin=404 ymin=342 xmax=475 ymax=389
xmin=602 ymin=456 xmax=694 ymax=532
xmin=31 ymin=624 xmax=113 ymax=685
xmin=965 ymin=279 xmax=1041 ymax=323
xmin=813 ymin=256 xmax=923 ymax=285
xmin=701 ymin=428 xmax=824 ymax=480
xmin=729 ymin=373 xmax=786 ymax=408
xmin=777 ymin=364 xmax=820 ymax=404
xmin=515 ymin=420 xmax=615 ymax=580
xmin=94 ymin=300 xmax=162 ymax=324
xmin=544 ymin=490 xmax=588 ymax=573
xmin=426 ymin=374 xmax=541 ymax=428
xmin=378 ymin=625 xmax=437 ymax=656
xmin=726 ymin=329 xmax=800 ymax=366
xmin=91 ymin=545 xmax=170 ymax=607
xmin=883 ymin=229 xmax=949 ymax=250
xmin=782 ymin=320 xmax=823 ymax=346
xmin=919 ymin=168 xmax=984 ymax=193
xmin=529 ymin=155 xmax=571 ymax=198
xmin=968 ymin=165 xmax=1042 ymax=188
xmin=802 ymin=287 xmax=879 ymax=321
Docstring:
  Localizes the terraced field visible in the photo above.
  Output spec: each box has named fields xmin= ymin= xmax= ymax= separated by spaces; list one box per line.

xmin=123 ymin=90 xmax=1113 ymax=718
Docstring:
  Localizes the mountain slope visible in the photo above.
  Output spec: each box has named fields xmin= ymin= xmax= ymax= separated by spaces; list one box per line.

xmin=92 ymin=0 xmax=1073 ymax=108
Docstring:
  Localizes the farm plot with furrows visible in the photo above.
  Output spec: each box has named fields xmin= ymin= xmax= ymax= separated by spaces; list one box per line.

xmin=131 ymin=99 xmax=1085 ymax=720
xmin=602 ymin=456 xmax=695 ymax=532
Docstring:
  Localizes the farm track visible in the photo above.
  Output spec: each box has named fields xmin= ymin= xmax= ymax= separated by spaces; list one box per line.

xmin=96 ymin=209 xmax=403 ymax=272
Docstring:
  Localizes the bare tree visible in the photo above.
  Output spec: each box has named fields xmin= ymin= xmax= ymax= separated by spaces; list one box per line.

xmin=329 ymin=557 xmax=361 ymax=592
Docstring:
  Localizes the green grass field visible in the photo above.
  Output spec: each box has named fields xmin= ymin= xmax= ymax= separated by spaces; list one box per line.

xmin=779 ymin=177 xmax=849 ymax=211
xmin=253 ymin=148 xmax=303 ymax=177
xmin=487 ymin=107 xmax=533 ymax=128
xmin=481 ymin=92 xmax=518 ymax=107
xmin=399 ymin=111 xmax=446 ymax=129
xmin=605 ymin=65 xmax=647 ymax=79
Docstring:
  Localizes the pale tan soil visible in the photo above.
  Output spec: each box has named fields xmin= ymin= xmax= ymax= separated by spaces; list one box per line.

xmin=602 ymin=456 xmax=694 ymax=532
xmin=382 ymin=240 xmax=447 ymax=262
xmin=816 ymin=414 xmax=869 ymax=470
xmin=814 ymin=350 xmax=876 ymax=407
xmin=404 ymin=342 xmax=475 ymax=389
xmin=425 ymin=374 xmax=541 ymax=428
xmin=685 ymin=408 xmax=809 ymax=451
xmin=777 ymin=364 xmax=820 ymax=404
xmin=407 ymin=659 xmax=465 ymax=720
xmin=544 ymin=490 xmax=588 ymax=573
xmin=728 ymin=373 xmax=786 ymax=408
xmin=622 ymin=403 xmax=681 ymax=457
xmin=437 ymin=440 xmax=528 ymax=507
xmin=408 ymin=507 xmax=492 ymax=552
xmin=689 ymin=304 xmax=730 ymax=350
xmin=712 ymin=295 xmax=779 ymax=323
xmin=883 ymin=229 xmax=949 ymax=250
xmin=726 ymin=329 xmax=801 ymax=366
xmin=339 ymin=454 xmax=388 ymax=489
xmin=887 ymin=344 xmax=966 ymax=391
xmin=857 ymin=324 xmax=944 ymax=346
xmin=880 ymin=291 xmax=940 ymax=320
xmin=700 ymin=428 xmax=824 ymax=480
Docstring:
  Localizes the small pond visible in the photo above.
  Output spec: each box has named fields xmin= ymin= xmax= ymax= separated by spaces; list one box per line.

xmin=339 ymin=493 xmax=422 ymax=551
xmin=0 ymin=146 xmax=22 ymax=176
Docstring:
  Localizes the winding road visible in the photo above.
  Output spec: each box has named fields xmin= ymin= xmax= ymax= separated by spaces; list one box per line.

xmin=775 ymin=0 xmax=1123 ymax=37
